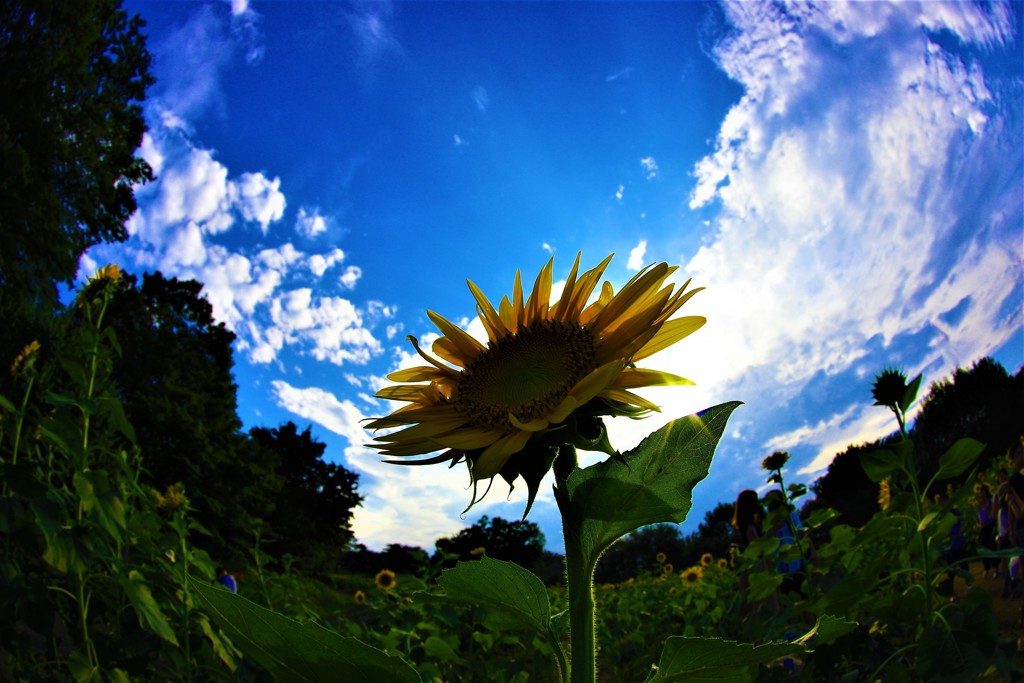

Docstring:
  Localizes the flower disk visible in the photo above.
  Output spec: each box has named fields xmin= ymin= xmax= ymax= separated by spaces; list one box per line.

xmin=367 ymin=253 xmax=705 ymax=489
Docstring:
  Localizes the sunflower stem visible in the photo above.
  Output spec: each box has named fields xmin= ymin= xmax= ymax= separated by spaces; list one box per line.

xmin=562 ymin=514 xmax=597 ymax=683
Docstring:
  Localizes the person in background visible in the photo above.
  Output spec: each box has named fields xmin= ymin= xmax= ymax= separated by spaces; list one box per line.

xmin=217 ymin=567 xmax=237 ymax=594
xmin=976 ymin=484 xmax=998 ymax=578
xmin=732 ymin=489 xmax=766 ymax=617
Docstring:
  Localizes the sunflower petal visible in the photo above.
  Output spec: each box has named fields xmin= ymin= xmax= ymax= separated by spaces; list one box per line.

xmin=524 ymin=257 xmax=553 ymax=325
xmin=427 ymin=310 xmax=485 ymax=363
xmin=632 ymin=316 xmax=706 ymax=362
xmin=473 ymin=430 xmax=532 ymax=479
xmin=509 ymin=413 xmax=551 ymax=432
xmin=599 ymin=387 xmax=662 ymax=413
xmin=611 ymin=368 xmax=695 ymax=389
xmin=386 ymin=365 xmax=451 ymax=383
xmin=550 ymin=252 xmax=582 ymax=321
xmin=467 ymin=279 xmax=507 ymax=341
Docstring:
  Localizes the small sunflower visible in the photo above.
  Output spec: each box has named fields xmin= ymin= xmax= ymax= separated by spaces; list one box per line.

xmin=76 ymin=264 xmax=123 ymax=308
xmin=878 ymin=478 xmax=892 ymax=511
xmin=761 ymin=450 xmax=789 ymax=472
xmin=469 ymin=546 xmax=487 ymax=556
xmin=368 ymin=253 xmax=704 ymax=511
xmin=681 ymin=566 xmax=703 ymax=587
xmin=10 ymin=340 xmax=41 ymax=378
xmin=717 ymin=558 xmax=728 ymax=569
xmin=700 ymin=552 xmax=713 ymax=567
xmin=354 ymin=590 xmax=367 ymax=605
xmin=375 ymin=569 xmax=396 ymax=591
xmin=656 ymin=551 xmax=668 ymax=564
xmin=155 ymin=482 xmax=188 ymax=511
xmin=662 ymin=562 xmax=674 ymax=575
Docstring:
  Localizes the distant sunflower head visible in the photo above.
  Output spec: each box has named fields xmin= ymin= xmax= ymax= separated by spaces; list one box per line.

xmin=367 ymin=253 xmax=705 ymax=512
xmin=76 ymin=264 xmax=123 ymax=308
xmin=354 ymin=590 xmax=367 ymax=605
xmin=375 ymin=569 xmax=396 ymax=591
xmin=656 ymin=551 xmax=668 ymax=564
xmin=761 ymin=450 xmax=789 ymax=472
xmin=700 ymin=552 xmax=713 ymax=567
xmin=871 ymin=367 xmax=909 ymax=409
xmin=681 ymin=566 xmax=703 ymax=587
xmin=717 ymin=558 xmax=729 ymax=569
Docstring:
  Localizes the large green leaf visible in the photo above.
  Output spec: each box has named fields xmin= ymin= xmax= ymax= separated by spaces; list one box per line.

xmin=120 ymin=570 xmax=178 ymax=645
xmin=860 ymin=439 xmax=913 ymax=482
xmin=189 ymin=575 xmax=419 ymax=683
xmin=436 ymin=556 xmax=552 ymax=635
xmin=647 ymin=616 xmax=856 ymax=682
xmin=933 ymin=438 xmax=984 ymax=481
xmin=556 ymin=402 xmax=740 ymax=564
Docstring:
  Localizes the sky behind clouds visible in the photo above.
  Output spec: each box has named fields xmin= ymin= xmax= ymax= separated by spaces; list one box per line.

xmin=88 ymin=0 xmax=1023 ymax=553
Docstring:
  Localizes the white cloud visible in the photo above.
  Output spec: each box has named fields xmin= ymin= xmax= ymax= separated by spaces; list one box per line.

xmin=627 ymin=240 xmax=647 ymax=271
xmin=615 ymin=184 xmax=624 ymax=202
xmin=657 ymin=0 xmax=1023 ymax=476
xmin=339 ymin=265 xmax=362 ymax=290
xmin=296 ymin=207 xmax=330 ymax=239
xmin=641 ymin=156 xmax=658 ymax=179
xmin=308 ymin=248 xmax=345 ymax=277
xmin=236 ymin=172 xmax=286 ymax=234
xmin=472 ymin=86 xmax=489 ymax=112
xmin=605 ymin=67 xmax=634 ymax=82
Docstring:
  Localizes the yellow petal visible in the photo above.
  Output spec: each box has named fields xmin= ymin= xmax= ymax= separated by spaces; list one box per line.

xmin=549 ymin=252 xmax=582 ymax=321
xmin=375 ymin=385 xmax=442 ymax=402
xmin=599 ymin=387 xmax=662 ymax=413
xmin=435 ymin=428 xmax=504 ymax=450
xmin=472 ymin=430 xmax=532 ymax=479
xmin=564 ymin=253 xmax=614 ymax=320
xmin=386 ymin=365 xmax=451 ymax=383
xmin=631 ymin=316 xmax=706 ymax=362
xmin=374 ymin=416 xmax=469 ymax=442
xmin=524 ymin=257 xmax=553 ymax=325
xmin=467 ymin=279 xmax=508 ymax=341
xmin=610 ymin=368 xmax=695 ymax=388
xmin=562 ymin=361 xmax=624 ymax=413
xmin=427 ymin=310 xmax=485 ymax=363
xmin=509 ymin=413 xmax=551 ymax=432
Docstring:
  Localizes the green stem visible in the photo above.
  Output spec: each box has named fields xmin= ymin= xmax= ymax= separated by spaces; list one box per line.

xmin=180 ymin=517 xmax=193 ymax=683
xmin=563 ymin=520 xmax=597 ymax=683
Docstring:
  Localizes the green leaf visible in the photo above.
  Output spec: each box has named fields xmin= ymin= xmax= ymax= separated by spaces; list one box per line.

xmin=791 ymin=614 xmax=857 ymax=646
xmin=557 ymin=402 xmax=740 ymax=565
xmin=647 ymin=637 xmax=798 ymax=682
xmin=436 ymin=556 xmax=552 ymax=636
xmin=120 ymin=570 xmax=178 ymax=645
xmin=73 ymin=469 xmax=126 ymax=543
xmin=933 ymin=438 xmax=984 ymax=481
xmin=859 ymin=440 xmax=912 ymax=482
xmin=900 ymin=373 xmax=922 ymax=413
xmin=0 ymin=394 xmax=16 ymax=413
xmin=189 ymin=575 xmax=418 ymax=683
xmin=422 ymin=635 xmax=459 ymax=662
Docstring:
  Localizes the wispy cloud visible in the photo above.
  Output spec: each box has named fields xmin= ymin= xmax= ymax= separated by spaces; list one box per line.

xmin=472 ymin=86 xmax=489 ymax=112
xmin=605 ymin=67 xmax=634 ymax=82
xmin=625 ymin=0 xmax=1023 ymax=488
xmin=641 ymin=157 xmax=658 ymax=179
xmin=296 ymin=207 xmax=330 ymax=239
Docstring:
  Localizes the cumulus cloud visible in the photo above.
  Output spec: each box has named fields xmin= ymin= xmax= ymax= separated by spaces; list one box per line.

xmin=627 ymin=240 xmax=648 ymax=271
xmin=296 ymin=207 xmax=330 ymax=238
xmin=339 ymin=265 xmax=363 ymax=290
xmin=628 ymin=0 xmax=1023 ymax=483
xmin=308 ymin=247 xmax=345 ymax=277
xmin=236 ymin=172 xmax=286 ymax=234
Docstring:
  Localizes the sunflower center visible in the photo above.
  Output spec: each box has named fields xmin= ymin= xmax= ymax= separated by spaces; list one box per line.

xmin=454 ymin=320 xmax=597 ymax=431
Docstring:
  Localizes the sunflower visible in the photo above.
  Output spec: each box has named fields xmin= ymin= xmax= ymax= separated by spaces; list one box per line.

xmin=375 ymin=569 xmax=396 ymax=591
xmin=75 ymin=264 xmax=123 ymax=308
xmin=700 ymin=552 xmax=713 ymax=567
xmin=368 ymin=253 xmax=704 ymax=508
xmin=655 ymin=551 xmax=668 ymax=564
xmin=717 ymin=558 xmax=729 ymax=569
xmin=761 ymin=450 xmax=789 ymax=472
xmin=10 ymin=340 xmax=41 ymax=378
xmin=680 ymin=566 xmax=703 ymax=587
xmin=354 ymin=590 xmax=367 ymax=605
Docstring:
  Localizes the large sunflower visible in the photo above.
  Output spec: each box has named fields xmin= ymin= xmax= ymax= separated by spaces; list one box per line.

xmin=367 ymin=253 xmax=704 ymax=507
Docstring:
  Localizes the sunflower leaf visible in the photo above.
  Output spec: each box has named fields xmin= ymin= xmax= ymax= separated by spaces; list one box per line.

xmin=188 ymin=576 xmax=418 ymax=683
xmin=435 ymin=557 xmax=553 ymax=637
xmin=555 ymin=401 xmax=740 ymax=568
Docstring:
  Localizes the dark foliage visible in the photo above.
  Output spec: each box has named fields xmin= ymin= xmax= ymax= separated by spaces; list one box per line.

xmin=595 ymin=524 xmax=688 ymax=583
xmin=248 ymin=422 xmax=363 ymax=572
xmin=0 ymin=0 xmax=153 ymax=303
xmin=434 ymin=515 xmax=546 ymax=575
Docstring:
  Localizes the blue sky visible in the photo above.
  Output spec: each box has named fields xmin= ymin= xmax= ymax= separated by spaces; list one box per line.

xmin=85 ymin=1 xmax=1023 ymax=553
